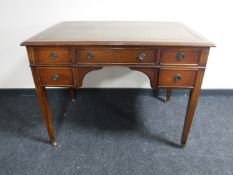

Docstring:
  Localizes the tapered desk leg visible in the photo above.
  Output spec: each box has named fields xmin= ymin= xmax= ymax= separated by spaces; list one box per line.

xmin=181 ymin=70 xmax=204 ymax=147
xmin=165 ymin=89 xmax=172 ymax=103
xmin=69 ymin=88 xmax=76 ymax=102
xmin=31 ymin=68 xmax=56 ymax=146
xmin=35 ymin=86 xmax=56 ymax=146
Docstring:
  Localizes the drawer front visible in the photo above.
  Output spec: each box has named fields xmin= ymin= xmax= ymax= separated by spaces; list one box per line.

xmin=35 ymin=47 xmax=72 ymax=64
xmin=77 ymin=48 xmax=156 ymax=64
xmin=160 ymin=48 xmax=200 ymax=65
xmin=158 ymin=69 xmax=197 ymax=88
xmin=37 ymin=67 xmax=74 ymax=86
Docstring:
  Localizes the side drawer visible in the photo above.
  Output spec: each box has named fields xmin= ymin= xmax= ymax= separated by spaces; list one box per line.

xmin=35 ymin=47 xmax=73 ymax=64
xmin=158 ymin=69 xmax=197 ymax=88
xmin=160 ymin=48 xmax=201 ymax=65
xmin=77 ymin=48 xmax=156 ymax=64
xmin=37 ymin=67 xmax=74 ymax=86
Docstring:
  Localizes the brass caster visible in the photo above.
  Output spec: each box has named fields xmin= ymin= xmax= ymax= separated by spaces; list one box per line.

xmin=180 ymin=143 xmax=186 ymax=148
xmin=51 ymin=141 xmax=57 ymax=146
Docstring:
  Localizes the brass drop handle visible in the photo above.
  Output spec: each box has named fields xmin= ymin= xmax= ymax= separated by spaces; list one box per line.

xmin=174 ymin=74 xmax=182 ymax=81
xmin=177 ymin=52 xmax=185 ymax=61
xmin=50 ymin=52 xmax=57 ymax=60
xmin=52 ymin=74 xmax=60 ymax=81
xmin=87 ymin=52 xmax=94 ymax=60
xmin=139 ymin=53 xmax=146 ymax=61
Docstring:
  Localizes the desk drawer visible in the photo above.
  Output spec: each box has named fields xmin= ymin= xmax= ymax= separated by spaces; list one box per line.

xmin=158 ymin=69 xmax=197 ymax=88
xmin=77 ymin=48 xmax=156 ymax=64
xmin=35 ymin=47 xmax=72 ymax=64
xmin=37 ymin=67 xmax=74 ymax=86
xmin=160 ymin=48 xmax=200 ymax=65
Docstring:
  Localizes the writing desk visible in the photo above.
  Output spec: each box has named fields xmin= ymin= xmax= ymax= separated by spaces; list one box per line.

xmin=21 ymin=22 xmax=214 ymax=147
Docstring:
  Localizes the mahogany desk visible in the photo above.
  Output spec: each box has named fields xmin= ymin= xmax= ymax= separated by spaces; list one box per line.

xmin=21 ymin=22 xmax=214 ymax=147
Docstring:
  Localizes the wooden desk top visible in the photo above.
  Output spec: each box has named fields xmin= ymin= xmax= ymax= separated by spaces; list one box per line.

xmin=21 ymin=21 xmax=214 ymax=47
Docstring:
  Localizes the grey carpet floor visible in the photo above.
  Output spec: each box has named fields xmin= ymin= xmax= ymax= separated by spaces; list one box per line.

xmin=0 ymin=89 xmax=232 ymax=175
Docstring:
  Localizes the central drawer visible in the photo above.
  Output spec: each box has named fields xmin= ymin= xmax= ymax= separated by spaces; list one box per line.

xmin=77 ymin=48 xmax=157 ymax=64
